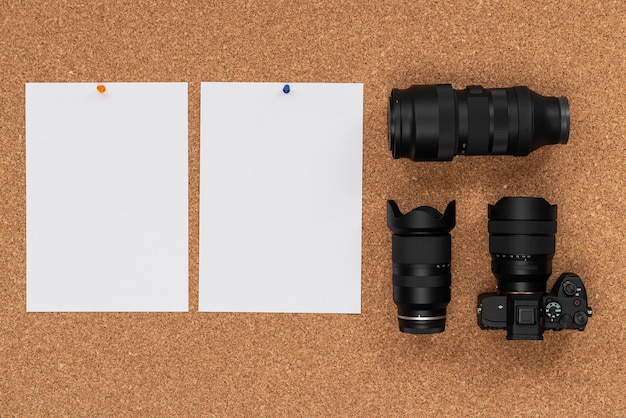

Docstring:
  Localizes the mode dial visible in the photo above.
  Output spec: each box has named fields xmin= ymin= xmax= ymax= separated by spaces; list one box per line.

xmin=545 ymin=301 xmax=562 ymax=320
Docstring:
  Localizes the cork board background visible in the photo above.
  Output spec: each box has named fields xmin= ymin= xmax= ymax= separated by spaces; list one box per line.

xmin=1 ymin=1 xmax=625 ymax=416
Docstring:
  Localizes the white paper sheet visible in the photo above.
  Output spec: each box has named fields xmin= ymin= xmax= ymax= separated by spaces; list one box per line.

xmin=199 ymin=82 xmax=363 ymax=313
xmin=26 ymin=82 xmax=188 ymax=312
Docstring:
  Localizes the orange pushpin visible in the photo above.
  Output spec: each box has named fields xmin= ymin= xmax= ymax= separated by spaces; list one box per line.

xmin=96 ymin=84 xmax=106 ymax=94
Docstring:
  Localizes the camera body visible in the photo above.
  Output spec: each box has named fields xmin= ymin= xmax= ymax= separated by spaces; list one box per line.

xmin=478 ymin=273 xmax=592 ymax=340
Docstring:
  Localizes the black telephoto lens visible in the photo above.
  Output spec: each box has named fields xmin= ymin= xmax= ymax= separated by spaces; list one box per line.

xmin=488 ymin=197 xmax=557 ymax=294
xmin=388 ymin=84 xmax=570 ymax=161
xmin=387 ymin=200 xmax=456 ymax=334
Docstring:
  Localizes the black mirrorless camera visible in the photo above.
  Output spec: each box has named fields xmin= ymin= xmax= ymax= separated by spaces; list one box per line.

xmin=477 ymin=197 xmax=593 ymax=340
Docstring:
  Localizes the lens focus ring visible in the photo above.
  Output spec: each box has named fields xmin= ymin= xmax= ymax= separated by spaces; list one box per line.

xmin=392 ymin=235 xmax=451 ymax=265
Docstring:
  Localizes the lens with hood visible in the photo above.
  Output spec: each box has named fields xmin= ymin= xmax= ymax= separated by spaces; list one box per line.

xmin=387 ymin=200 xmax=456 ymax=334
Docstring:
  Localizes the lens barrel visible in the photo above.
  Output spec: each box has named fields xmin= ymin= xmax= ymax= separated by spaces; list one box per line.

xmin=488 ymin=197 xmax=557 ymax=294
xmin=388 ymin=84 xmax=570 ymax=161
xmin=387 ymin=200 xmax=456 ymax=334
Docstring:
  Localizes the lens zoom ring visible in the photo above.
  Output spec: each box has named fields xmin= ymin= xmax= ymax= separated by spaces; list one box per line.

xmin=393 ymin=272 xmax=451 ymax=288
xmin=392 ymin=235 xmax=451 ymax=265
xmin=489 ymin=220 xmax=556 ymax=235
xmin=489 ymin=235 xmax=555 ymax=255
xmin=491 ymin=89 xmax=509 ymax=154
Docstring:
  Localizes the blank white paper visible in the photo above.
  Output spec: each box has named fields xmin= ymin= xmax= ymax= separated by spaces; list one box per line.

xmin=199 ymin=82 xmax=363 ymax=313
xmin=26 ymin=83 xmax=188 ymax=312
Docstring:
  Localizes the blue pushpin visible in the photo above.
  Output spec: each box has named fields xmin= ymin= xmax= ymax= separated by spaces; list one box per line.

xmin=282 ymin=84 xmax=290 ymax=94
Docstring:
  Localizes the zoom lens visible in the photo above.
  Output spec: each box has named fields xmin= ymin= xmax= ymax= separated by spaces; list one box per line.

xmin=387 ymin=200 xmax=455 ymax=334
xmin=488 ymin=197 xmax=557 ymax=294
xmin=388 ymin=84 xmax=570 ymax=161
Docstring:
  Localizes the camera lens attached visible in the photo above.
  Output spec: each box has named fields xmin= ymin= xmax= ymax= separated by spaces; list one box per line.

xmin=388 ymin=84 xmax=570 ymax=161
xmin=488 ymin=197 xmax=557 ymax=294
xmin=477 ymin=197 xmax=592 ymax=340
xmin=387 ymin=200 xmax=455 ymax=334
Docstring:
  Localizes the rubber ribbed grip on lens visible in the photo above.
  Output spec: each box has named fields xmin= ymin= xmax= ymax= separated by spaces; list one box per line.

xmin=437 ymin=84 xmax=456 ymax=160
xmin=515 ymin=87 xmax=533 ymax=155
xmin=414 ymin=87 xmax=439 ymax=159
xmin=394 ymin=286 xmax=451 ymax=306
xmin=491 ymin=89 xmax=509 ymax=154
xmin=392 ymin=235 xmax=451 ymax=265
xmin=393 ymin=272 xmax=451 ymax=288
xmin=488 ymin=220 xmax=557 ymax=235
xmin=466 ymin=95 xmax=490 ymax=155
xmin=506 ymin=89 xmax=519 ymax=154
xmin=489 ymin=235 xmax=555 ymax=255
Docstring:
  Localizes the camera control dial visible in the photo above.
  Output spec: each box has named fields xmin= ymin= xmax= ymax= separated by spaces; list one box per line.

xmin=574 ymin=311 xmax=589 ymax=326
xmin=562 ymin=280 xmax=577 ymax=296
xmin=545 ymin=301 xmax=562 ymax=320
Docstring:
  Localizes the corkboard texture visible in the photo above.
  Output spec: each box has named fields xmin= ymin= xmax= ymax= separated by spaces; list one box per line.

xmin=1 ymin=1 xmax=625 ymax=416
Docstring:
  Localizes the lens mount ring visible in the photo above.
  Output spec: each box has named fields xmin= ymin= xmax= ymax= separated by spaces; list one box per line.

xmin=397 ymin=314 xmax=447 ymax=321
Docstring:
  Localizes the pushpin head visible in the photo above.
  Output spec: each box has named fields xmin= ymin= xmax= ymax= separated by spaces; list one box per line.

xmin=282 ymin=84 xmax=290 ymax=94
xmin=96 ymin=84 xmax=106 ymax=94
